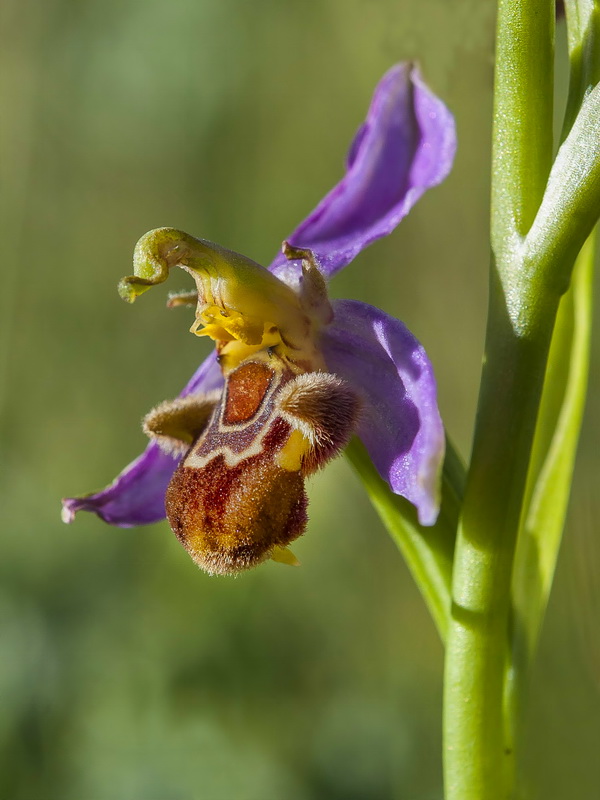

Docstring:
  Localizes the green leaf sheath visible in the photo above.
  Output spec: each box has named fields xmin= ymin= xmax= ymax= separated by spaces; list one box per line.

xmin=345 ymin=437 xmax=464 ymax=642
xmin=526 ymin=82 xmax=600 ymax=291
xmin=564 ymin=0 xmax=600 ymax=135
xmin=512 ymin=231 xmax=595 ymax=681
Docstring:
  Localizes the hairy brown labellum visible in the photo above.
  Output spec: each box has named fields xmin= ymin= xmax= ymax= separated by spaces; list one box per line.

xmin=166 ymin=427 xmax=308 ymax=575
xmin=144 ymin=354 xmax=360 ymax=575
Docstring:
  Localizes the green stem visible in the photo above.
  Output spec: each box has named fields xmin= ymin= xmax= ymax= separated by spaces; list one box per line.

xmin=443 ymin=0 xmax=555 ymax=797
xmin=444 ymin=284 xmax=558 ymax=800
xmin=507 ymin=1 xmax=600 ymax=771
xmin=491 ymin=0 xmax=554 ymax=250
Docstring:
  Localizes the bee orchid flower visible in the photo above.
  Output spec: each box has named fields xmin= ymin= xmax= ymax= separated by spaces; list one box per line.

xmin=62 ymin=63 xmax=456 ymax=575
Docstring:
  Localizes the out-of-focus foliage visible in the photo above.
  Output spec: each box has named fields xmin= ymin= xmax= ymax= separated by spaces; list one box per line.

xmin=0 ymin=1 xmax=598 ymax=797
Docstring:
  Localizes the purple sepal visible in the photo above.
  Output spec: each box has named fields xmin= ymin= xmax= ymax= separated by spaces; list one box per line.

xmin=61 ymin=352 xmax=223 ymax=527
xmin=320 ymin=299 xmax=445 ymax=526
xmin=270 ymin=62 xmax=456 ymax=284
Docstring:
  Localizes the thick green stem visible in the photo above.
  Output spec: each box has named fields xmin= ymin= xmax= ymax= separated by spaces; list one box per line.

xmin=443 ymin=1 xmax=555 ymax=798
xmin=444 ymin=280 xmax=558 ymax=799
xmin=491 ymin=1 xmax=554 ymax=251
xmin=506 ymin=1 xmax=600 ymax=770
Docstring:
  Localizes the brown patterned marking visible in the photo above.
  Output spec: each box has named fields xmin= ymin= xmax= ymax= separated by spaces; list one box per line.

xmin=165 ymin=419 xmax=307 ymax=575
xmin=279 ymin=372 xmax=361 ymax=475
xmin=223 ymin=361 xmax=273 ymax=425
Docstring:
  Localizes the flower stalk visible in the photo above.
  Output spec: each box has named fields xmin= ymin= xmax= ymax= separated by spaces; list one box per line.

xmin=510 ymin=0 xmax=600 ymax=707
xmin=443 ymin=0 xmax=600 ymax=797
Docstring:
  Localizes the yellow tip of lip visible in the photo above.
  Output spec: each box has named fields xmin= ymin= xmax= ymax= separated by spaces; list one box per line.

xmin=270 ymin=546 xmax=301 ymax=567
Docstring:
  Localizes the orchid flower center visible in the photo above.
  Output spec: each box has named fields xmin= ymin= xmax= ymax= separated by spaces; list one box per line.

xmin=119 ymin=228 xmax=333 ymax=374
xmin=117 ymin=228 xmax=361 ymax=574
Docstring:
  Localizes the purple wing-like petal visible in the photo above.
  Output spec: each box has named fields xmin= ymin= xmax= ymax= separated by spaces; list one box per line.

xmin=270 ymin=63 xmax=456 ymax=284
xmin=61 ymin=352 xmax=223 ymax=527
xmin=320 ymin=299 xmax=444 ymax=526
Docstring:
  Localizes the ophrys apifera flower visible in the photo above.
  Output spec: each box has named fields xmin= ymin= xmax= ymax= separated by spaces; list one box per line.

xmin=62 ymin=63 xmax=456 ymax=575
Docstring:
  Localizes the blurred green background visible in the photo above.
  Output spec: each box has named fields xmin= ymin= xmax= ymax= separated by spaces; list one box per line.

xmin=1 ymin=0 xmax=599 ymax=797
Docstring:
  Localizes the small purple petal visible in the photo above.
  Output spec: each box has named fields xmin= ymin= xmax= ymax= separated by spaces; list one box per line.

xmin=320 ymin=299 xmax=444 ymax=526
xmin=270 ymin=63 xmax=456 ymax=284
xmin=61 ymin=352 xmax=223 ymax=527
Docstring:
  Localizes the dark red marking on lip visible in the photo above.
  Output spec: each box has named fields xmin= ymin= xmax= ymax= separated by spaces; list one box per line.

xmin=223 ymin=361 xmax=273 ymax=425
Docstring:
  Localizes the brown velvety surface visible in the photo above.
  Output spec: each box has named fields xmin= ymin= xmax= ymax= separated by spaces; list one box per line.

xmin=166 ymin=420 xmax=308 ymax=575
